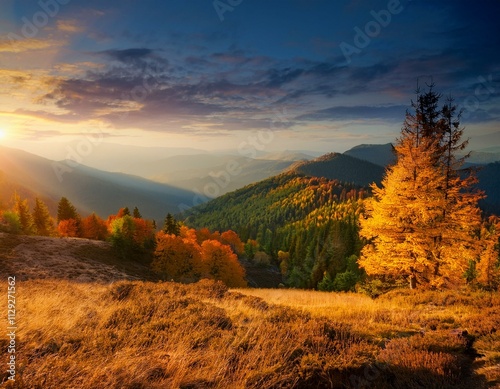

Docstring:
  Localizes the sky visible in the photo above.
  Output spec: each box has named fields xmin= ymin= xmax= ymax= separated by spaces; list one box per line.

xmin=0 ymin=0 xmax=499 ymax=159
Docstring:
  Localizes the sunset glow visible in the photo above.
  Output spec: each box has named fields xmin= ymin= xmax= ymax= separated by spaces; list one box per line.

xmin=0 ymin=0 xmax=498 ymax=160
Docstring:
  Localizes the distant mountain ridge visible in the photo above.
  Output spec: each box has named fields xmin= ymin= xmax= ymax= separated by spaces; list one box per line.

xmin=0 ymin=146 xmax=194 ymax=221
xmin=291 ymin=152 xmax=385 ymax=186
xmin=343 ymin=143 xmax=396 ymax=167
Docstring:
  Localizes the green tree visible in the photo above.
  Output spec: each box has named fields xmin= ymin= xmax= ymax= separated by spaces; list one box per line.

xmin=32 ymin=198 xmax=55 ymax=236
xmin=163 ymin=213 xmax=180 ymax=236
xmin=12 ymin=193 xmax=34 ymax=235
xmin=57 ymin=197 xmax=80 ymax=223
xmin=133 ymin=206 xmax=142 ymax=219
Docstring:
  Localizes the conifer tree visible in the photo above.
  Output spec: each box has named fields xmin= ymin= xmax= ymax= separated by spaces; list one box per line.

xmin=32 ymin=198 xmax=55 ymax=236
xmin=12 ymin=193 xmax=34 ymax=235
xmin=57 ymin=197 xmax=79 ymax=223
xmin=133 ymin=206 xmax=142 ymax=219
xmin=163 ymin=213 xmax=180 ymax=236
xmin=359 ymin=85 xmax=483 ymax=288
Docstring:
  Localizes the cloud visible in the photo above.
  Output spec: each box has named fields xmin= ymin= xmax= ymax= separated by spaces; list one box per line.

xmin=0 ymin=38 xmax=55 ymax=53
xmin=56 ymin=19 xmax=83 ymax=33
xmin=98 ymin=48 xmax=155 ymax=63
xmin=296 ymin=105 xmax=408 ymax=122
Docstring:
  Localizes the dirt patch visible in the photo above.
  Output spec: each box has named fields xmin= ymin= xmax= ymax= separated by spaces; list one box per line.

xmin=0 ymin=233 xmax=140 ymax=283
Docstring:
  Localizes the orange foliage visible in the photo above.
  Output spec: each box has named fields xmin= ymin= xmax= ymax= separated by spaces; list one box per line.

xmin=58 ymin=219 xmax=79 ymax=237
xmin=220 ymin=230 xmax=244 ymax=255
xmin=152 ymin=232 xmax=202 ymax=282
xmin=196 ymin=227 xmax=220 ymax=244
xmin=200 ymin=240 xmax=246 ymax=287
xmin=81 ymin=213 xmax=108 ymax=240
xmin=132 ymin=218 xmax=155 ymax=247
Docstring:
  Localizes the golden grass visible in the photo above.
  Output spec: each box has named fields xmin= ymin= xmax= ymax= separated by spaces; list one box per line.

xmin=0 ymin=280 xmax=498 ymax=388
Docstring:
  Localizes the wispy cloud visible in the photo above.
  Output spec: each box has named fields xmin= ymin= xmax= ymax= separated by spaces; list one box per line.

xmin=0 ymin=38 xmax=56 ymax=53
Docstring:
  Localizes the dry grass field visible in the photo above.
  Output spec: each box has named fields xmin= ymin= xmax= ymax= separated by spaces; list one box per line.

xmin=0 ymin=233 xmax=499 ymax=388
xmin=0 ymin=279 xmax=498 ymax=388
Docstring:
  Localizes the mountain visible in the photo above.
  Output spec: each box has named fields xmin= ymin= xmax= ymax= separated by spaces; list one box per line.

xmin=183 ymin=153 xmax=375 ymax=289
xmin=343 ymin=143 xmax=500 ymax=167
xmin=124 ymin=152 xmax=310 ymax=195
xmin=25 ymin=142 xmax=208 ymax=173
xmin=466 ymin=151 xmax=500 ymax=165
xmin=0 ymin=146 xmax=194 ymax=221
xmin=292 ymin=152 xmax=385 ymax=186
xmin=343 ymin=143 xmax=395 ymax=167
xmin=477 ymin=162 xmax=500 ymax=215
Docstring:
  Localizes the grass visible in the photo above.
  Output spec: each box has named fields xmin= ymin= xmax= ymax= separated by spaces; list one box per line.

xmin=0 ymin=279 xmax=498 ymax=388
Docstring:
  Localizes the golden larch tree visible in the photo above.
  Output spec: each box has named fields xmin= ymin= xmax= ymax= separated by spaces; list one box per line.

xmin=359 ymin=85 xmax=483 ymax=288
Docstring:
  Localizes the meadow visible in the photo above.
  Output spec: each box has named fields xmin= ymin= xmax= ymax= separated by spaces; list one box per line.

xmin=1 ymin=279 xmax=498 ymax=388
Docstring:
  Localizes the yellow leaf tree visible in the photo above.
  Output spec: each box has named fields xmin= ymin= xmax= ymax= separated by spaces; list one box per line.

xmin=359 ymin=85 xmax=483 ymax=288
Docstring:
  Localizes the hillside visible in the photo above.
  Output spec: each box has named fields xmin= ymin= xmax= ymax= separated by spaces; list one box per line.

xmin=184 ymin=166 xmax=367 ymax=289
xmin=124 ymin=152 xmax=308 ymax=195
xmin=0 ymin=146 xmax=194 ymax=221
xmin=343 ymin=143 xmax=500 ymax=167
xmin=0 ymin=232 xmax=158 ymax=282
xmin=292 ymin=152 xmax=385 ymax=186
xmin=343 ymin=143 xmax=396 ymax=167
xmin=0 ymin=278 xmax=497 ymax=388
xmin=477 ymin=162 xmax=500 ymax=215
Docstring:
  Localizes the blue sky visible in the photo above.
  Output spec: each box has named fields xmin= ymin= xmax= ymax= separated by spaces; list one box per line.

xmin=0 ymin=0 xmax=499 ymax=155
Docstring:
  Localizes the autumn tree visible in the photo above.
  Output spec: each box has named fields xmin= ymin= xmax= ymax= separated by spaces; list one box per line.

xmin=201 ymin=240 xmax=246 ymax=287
xmin=359 ymin=85 xmax=483 ymax=289
xmin=58 ymin=219 xmax=80 ymax=237
xmin=152 ymin=232 xmax=203 ymax=282
xmin=220 ymin=230 xmax=244 ymax=255
xmin=32 ymin=198 xmax=55 ymax=236
xmin=108 ymin=210 xmax=156 ymax=259
xmin=81 ymin=213 xmax=108 ymax=240
xmin=476 ymin=217 xmax=500 ymax=290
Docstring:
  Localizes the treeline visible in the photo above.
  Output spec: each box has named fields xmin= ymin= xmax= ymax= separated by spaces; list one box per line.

xmin=0 ymin=193 xmax=246 ymax=287
xmin=184 ymin=173 xmax=367 ymax=290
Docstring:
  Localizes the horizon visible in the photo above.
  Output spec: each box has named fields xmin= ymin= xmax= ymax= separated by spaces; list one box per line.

xmin=0 ymin=0 xmax=499 ymax=166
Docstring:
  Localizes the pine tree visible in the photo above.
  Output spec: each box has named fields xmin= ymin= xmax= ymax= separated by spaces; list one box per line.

xmin=12 ymin=193 xmax=34 ymax=235
xmin=163 ymin=213 xmax=180 ymax=236
xmin=133 ymin=206 xmax=142 ymax=219
xmin=57 ymin=197 xmax=79 ymax=223
xmin=359 ymin=85 xmax=483 ymax=289
xmin=32 ymin=198 xmax=55 ymax=236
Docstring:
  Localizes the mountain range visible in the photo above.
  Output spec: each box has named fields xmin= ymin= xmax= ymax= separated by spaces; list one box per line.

xmin=0 ymin=146 xmax=194 ymax=221
xmin=1 ymin=141 xmax=499 ymax=222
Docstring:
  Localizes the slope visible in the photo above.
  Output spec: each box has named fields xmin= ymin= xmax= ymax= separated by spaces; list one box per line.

xmin=293 ymin=152 xmax=385 ymax=186
xmin=184 ymin=153 xmax=373 ymax=289
xmin=0 ymin=146 xmax=193 ymax=221
xmin=343 ymin=143 xmax=395 ymax=167
xmin=125 ymin=151 xmax=310 ymax=195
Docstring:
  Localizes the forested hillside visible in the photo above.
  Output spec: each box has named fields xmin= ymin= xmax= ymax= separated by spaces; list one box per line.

xmin=184 ymin=170 xmax=367 ymax=290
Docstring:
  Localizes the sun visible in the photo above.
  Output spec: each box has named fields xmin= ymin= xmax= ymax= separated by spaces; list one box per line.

xmin=0 ymin=129 xmax=6 ymax=139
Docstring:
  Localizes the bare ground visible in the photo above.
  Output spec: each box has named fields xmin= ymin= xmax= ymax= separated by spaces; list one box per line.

xmin=0 ymin=232 xmax=149 ymax=283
